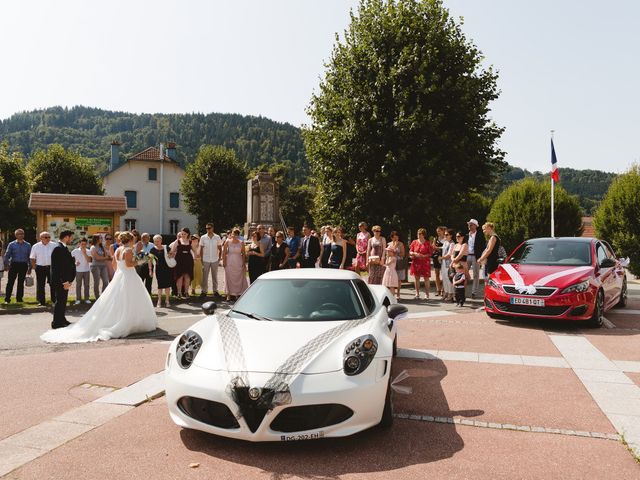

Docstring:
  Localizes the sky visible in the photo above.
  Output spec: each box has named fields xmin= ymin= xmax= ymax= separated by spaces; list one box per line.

xmin=1 ymin=0 xmax=638 ymax=173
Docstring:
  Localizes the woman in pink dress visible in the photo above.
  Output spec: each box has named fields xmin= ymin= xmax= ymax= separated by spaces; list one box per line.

xmin=222 ymin=229 xmax=248 ymax=301
xmin=355 ymin=222 xmax=370 ymax=274
xmin=367 ymin=226 xmax=387 ymax=284
xmin=409 ymin=228 xmax=433 ymax=299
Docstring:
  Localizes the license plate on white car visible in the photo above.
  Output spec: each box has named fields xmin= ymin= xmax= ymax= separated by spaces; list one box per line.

xmin=510 ymin=297 xmax=545 ymax=307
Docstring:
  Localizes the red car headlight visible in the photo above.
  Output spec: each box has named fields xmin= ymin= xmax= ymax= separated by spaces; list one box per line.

xmin=561 ymin=280 xmax=590 ymax=294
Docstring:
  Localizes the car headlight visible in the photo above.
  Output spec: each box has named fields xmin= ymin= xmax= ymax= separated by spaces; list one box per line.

xmin=343 ymin=335 xmax=377 ymax=376
xmin=561 ymin=280 xmax=590 ymax=294
xmin=487 ymin=278 xmax=499 ymax=289
xmin=176 ymin=330 xmax=203 ymax=369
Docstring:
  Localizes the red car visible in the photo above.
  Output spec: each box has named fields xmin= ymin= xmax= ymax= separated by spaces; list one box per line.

xmin=484 ymin=237 xmax=627 ymax=327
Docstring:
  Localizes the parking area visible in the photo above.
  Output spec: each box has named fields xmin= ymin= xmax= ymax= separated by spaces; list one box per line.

xmin=1 ymin=283 xmax=639 ymax=479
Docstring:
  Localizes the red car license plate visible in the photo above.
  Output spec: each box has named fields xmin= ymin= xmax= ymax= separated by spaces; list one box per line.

xmin=510 ymin=297 xmax=545 ymax=307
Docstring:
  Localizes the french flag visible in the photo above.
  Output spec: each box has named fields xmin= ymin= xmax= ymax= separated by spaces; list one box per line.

xmin=551 ymin=138 xmax=559 ymax=183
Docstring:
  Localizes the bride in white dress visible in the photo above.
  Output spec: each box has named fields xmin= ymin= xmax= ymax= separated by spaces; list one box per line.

xmin=41 ymin=232 xmax=157 ymax=343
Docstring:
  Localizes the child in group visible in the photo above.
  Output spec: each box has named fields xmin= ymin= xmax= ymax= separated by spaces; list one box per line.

xmin=452 ymin=263 xmax=467 ymax=307
xmin=382 ymin=244 xmax=399 ymax=299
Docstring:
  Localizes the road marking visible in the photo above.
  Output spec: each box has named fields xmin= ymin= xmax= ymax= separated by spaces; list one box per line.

xmin=549 ymin=335 xmax=640 ymax=458
xmin=602 ymin=317 xmax=616 ymax=329
xmin=406 ymin=310 xmax=457 ymax=319
xmin=0 ymin=371 xmax=164 ymax=477
xmin=95 ymin=371 xmax=165 ymax=406
xmin=397 ymin=347 xmax=640 ymax=372
xmin=164 ymin=314 xmax=205 ymax=320
xmin=394 ymin=412 xmax=620 ymax=440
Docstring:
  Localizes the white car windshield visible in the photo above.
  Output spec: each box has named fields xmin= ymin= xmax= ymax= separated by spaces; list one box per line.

xmin=508 ymin=240 xmax=592 ymax=266
xmin=229 ymin=279 xmax=366 ymax=322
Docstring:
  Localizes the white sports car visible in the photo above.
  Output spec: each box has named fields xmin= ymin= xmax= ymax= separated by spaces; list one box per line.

xmin=165 ymin=269 xmax=408 ymax=442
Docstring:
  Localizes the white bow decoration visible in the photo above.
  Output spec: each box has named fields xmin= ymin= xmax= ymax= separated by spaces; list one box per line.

xmin=619 ymin=257 xmax=630 ymax=268
xmin=390 ymin=369 xmax=412 ymax=395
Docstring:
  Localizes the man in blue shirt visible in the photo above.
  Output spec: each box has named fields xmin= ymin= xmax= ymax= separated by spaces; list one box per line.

xmin=3 ymin=229 xmax=32 ymax=304
xmin=285 ymin=226 xmax=300 ymax=269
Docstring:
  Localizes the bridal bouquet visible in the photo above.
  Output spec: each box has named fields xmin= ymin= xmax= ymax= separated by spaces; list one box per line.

xmin=136 ymin=252 xmax=157 ymax=267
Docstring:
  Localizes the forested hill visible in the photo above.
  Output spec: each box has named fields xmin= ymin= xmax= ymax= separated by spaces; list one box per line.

xmin=1 ymin=106 xmax=616 ymax=212
xmin=497 ymin=165 xmax=618 ymax=214
xmin=0 ymin=106 xmax=307 ymax=178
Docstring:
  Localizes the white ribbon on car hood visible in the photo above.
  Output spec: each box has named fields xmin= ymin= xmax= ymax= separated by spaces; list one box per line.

xmin=501 ymin=264 xmax=593 ymax=294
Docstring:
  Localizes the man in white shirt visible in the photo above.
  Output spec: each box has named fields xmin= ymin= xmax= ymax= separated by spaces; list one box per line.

xmin=30 ymin=231 xmax=57 ymax=306
xmin=199 ymin=223 xmax=222 ymax=297
xmin=71 ymin=237 xmax=92 ymax=304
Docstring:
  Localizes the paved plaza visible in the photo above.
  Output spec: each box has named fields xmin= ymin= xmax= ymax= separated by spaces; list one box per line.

xmin=0 ymin=279 xmax=639 ymax=479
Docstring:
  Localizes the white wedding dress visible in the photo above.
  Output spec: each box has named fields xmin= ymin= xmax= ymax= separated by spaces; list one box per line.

xmin=41 ymin=247 xmax=157 ymax=343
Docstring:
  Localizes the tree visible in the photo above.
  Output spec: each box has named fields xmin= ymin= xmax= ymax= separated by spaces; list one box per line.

xmin=304 ymin=0 xmax=505 ymax=234
xmin=0 ymin=143 xmax=32 ymax=233
xmin=487 ymin=178 xmax=583 ymax=251
xmin=181 ymin=145 xmax=249 ymax=231
xmin=593 ymin=165 xmax=640 ymax=276
xmin=27 ymin=144 xmax=103 ymax=195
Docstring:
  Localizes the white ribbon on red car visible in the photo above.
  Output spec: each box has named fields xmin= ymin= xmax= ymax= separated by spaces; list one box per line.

xmin=501 ymin=264 xmax=593 ymax=294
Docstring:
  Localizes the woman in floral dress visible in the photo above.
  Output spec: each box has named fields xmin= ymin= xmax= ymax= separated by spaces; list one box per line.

xmin=355 ymin=222 xmax=370 ymax=274
xmin=409 ymin=228 xmax=433 ymax=299
xmin=367 ymin=226 xmax=387 ymax=284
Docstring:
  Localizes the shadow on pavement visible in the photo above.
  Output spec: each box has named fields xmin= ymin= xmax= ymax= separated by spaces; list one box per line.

xmin=179 ymin=358 xmax=468 ymax=476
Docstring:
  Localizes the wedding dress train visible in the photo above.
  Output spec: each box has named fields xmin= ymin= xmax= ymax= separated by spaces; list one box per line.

xmin=41 ymin=248 xmax=157 ymax=343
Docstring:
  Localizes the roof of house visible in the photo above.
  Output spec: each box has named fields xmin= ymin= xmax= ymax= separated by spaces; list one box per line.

xmin=103 ymin=146 xmax=183 ymax=177
xmin=128 ymin=146 xmax=176 ymax=163
xmin=29 ymin=193 xmax=128 ymax=213
xmin=581 ymin=216 xmax=595 ymax=238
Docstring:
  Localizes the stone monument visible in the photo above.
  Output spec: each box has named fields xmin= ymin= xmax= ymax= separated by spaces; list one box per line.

xmin=245 ymin=172 xmax=279 ymax=235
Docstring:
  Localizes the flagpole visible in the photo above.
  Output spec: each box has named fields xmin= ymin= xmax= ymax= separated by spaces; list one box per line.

xmin=550 ymin=130 xmax=555 ymax=237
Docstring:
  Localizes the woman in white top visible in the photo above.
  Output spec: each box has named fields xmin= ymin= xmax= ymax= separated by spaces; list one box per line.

xmin=71 ymin=237 xmax=92 ymax=304
xmin=41 ymin=231 xmax=157 ymax=343
xmin=440 ymin=229 xmax=455 ymax=302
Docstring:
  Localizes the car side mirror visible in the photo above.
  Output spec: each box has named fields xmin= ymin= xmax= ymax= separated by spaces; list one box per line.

xmin=600 ymin=258 xmax=616 ymax=268
xmin=202 ymin=301 xmax=217 ymax=315
xmin=387 ymin=303 xmax=408 ymax=320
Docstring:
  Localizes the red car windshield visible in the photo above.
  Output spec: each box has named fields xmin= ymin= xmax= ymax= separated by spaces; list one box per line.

xmin=508 ymin=240 xmax=592 ymax=266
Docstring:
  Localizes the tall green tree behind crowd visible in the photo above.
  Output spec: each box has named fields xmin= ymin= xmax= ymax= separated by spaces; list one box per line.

xmin=304 ymin=0 xmax=505 ymax=234
xmin=27 ymin=144 xmax=103 ymax=195
xmin=0 ymin=143 xmax=32 ymax=233
xmin=181 ymin=145 xmax=249 ymax=231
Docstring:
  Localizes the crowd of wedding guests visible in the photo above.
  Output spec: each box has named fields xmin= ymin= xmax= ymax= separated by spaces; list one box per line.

xmin=0 ymin=218 xmax=501 ymax=307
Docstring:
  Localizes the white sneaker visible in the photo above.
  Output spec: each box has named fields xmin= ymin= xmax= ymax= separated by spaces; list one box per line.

xmin=74 ymin=301 xmax=81 ymax=305
xmin=84 ymin=300 xmax=91 ymax=304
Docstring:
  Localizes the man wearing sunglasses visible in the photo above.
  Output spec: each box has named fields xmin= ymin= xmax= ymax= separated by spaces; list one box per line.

xmin=30 ymin=231 xmax=58 ymax=306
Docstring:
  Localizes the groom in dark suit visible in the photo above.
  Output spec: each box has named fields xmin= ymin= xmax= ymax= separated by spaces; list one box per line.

xmin=300 ymin=224 xmax=321 ymax=268
xmin=50 ymin=230 xmax=76 ymax=329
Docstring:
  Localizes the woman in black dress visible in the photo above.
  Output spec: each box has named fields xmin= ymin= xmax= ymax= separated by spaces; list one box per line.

xmin=269 ymin=231 xmax=290 ymax=271
xmin=172 ymin=228 xmax=195 ymax=299
xmin=247 ymin=231 xmax=265 ymax=284
xmin=149 ymin=234 xmax=174 ymax=308
xmin=478 ymin=222 xmax=502 ymax=276
xmin=328 ymin=227 xmax=347 ymax=269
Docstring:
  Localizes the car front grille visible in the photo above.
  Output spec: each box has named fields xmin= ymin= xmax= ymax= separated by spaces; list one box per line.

xmin=493 ymin=301 xmax=569 ymax=317
xmin=270 ymin=404 xmax=354 ymax=433
xmin=502 ymin=285 xmax=557 ymax=297
xmin=178 ymin=396 xmax=240 ymax=429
